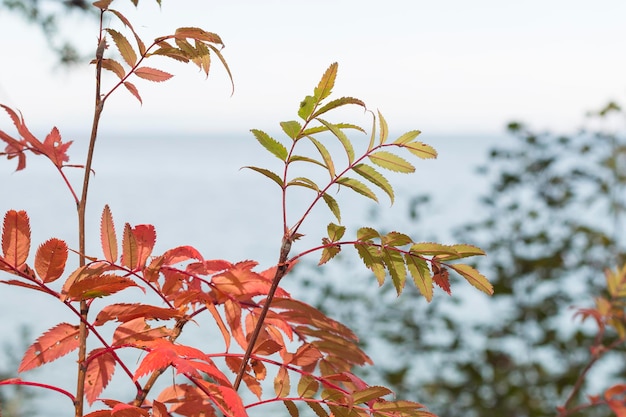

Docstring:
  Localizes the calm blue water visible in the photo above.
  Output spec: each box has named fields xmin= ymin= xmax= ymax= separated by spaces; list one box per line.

xmin=0 ymin=130 xmax=503 ymax=415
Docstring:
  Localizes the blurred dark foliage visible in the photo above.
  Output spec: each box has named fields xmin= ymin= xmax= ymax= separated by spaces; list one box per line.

xmin=2 ymin=0 xmax=95 ymax=65
xmin=0 ymin=327 xmax=36 ymax=417
xmin=303 ymin=102 xmax=626 ymax=417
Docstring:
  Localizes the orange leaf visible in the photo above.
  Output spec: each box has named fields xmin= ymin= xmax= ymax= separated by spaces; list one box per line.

xmin=85 ymin=348 xmax=116 ymax=405
xmin=34 ymin=238 xmax=68 ymax=283
xmin=174 ymin=27 xmax=223 ymax=44
xmin=121 ymin=223 xmax=138 ymax=270
xmin=134 ymin=67 xmax=173 ymax=82
xmin=123 ymin=81 xmax=142 ymax=104
xmin=111 ymin=403 xmax=149 ymax=417
xmin=101 ymin=58 xmax=126 ymax=79
xmin=2 ymin=210 xmax=31 ymax=268
xmin=66 ymin=274 xmax=141 ymax=301
xmin=205 ymin=301 xmax=231 ymax=350
xmin=132 ymin=224 xmax=156 ymax=269
xmin=112 ymin=318 xmax=172 ymax=347
xmin=151 ymin=401 xmax=169 ymax=417
xmin=161 ymin=245 xmax=204 ymax=265
xmin=94 ymin=303 xmax=182 ymax=325
xmin=100 ymin=205 xmax=118 ymax=263
xmin=18 ymin=323 xmax=80 ymax=372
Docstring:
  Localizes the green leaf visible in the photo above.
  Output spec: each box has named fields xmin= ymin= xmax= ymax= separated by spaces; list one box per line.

xmin=336 ymin=177 xmax=377 ymax=202
xmin=405 ymin=254 xmax=433 ymax=302
xmin=306 ymin=402 xmax=329 ymax=417
xmin=314 ymin=62 xmax=337 ymax=101
xmin=286 ymin=177 xmax=319 ymax=191
xmin=410 ymin=242 xmax=458 ymax=256
xmin=243 ymin=166 xmax=284 ymax=187
xmin=383 ymin=248 xmax=406 ymax=294
xmin=357 ymin=227 xmax=380 ymax=241
xmin=298 ymin=95 xmax=316 ymax=120
xmin=352 ymin=164 xmax=394 ymax=204
xmin=382 ymin=231 xmax=412 ymax=247
xmin=404 ymin=141 xmax=438 ymax=159
xmin=355 ymin=243 xmax=385 ymax=285
xmin=319 ymin=239 xmax=341 ymax=265
xmin=312 ymin=97 xmax=366 ymax=119
xmin=274 ymin=366 xmax=290 ymax=397
xmin=288 ymin=154 xmax=327 ymax=169
xmin=327 ymin=223 xmax=346 ymax=241
xmin=392 ymin=130 xmax=422 ymax=144
xmin=308 ymin=136 xmax=335 ymax=179
xmin=281 ymin=120 xmax=302 ymax=140
xmin=369 ymin=151 xmax=415 ymax=173
xmin=302 ymin=123 xmax=365 ymax=137
xmin=352 ymin=386 xmax=393 ymax=404
xmin=378 ymin=110 xmax=389 ymax=145
xmin=297 ymin=374 xmax=319 ymax=398
xmin=449 ymin=264 xmax=494 ymax=295
xmin=317 ymin=118 xmax=355 ymax=165
xmin=251 ymin=129 xmax=288 ymax=161
xmin=284 ymin=400 xmax=299 ymax=417
xmin=322 ymin=193 xmax=341 ymax=223
xmin=434 ymin=244 xmax=485 ymax=261
xmin=105 ymin=28 xmax=137 ymax=67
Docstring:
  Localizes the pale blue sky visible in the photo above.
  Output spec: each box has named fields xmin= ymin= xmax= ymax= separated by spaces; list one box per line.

xmin=1 ymin=0 xmax=625 ymax=136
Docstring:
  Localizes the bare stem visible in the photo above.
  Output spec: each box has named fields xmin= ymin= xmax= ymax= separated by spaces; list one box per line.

xmin=233 ymin=235 xmax=292 ymax=391
xmin=74 ymin=13 xmax=106 ymax=417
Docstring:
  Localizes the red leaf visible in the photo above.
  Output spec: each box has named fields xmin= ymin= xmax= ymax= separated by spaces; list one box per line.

xmin=123 ymin=81 xmax=142 ymax=104
xmin=134 ymin=66 xmax=173 ymax=82
xmin=41 ymin=127 xmax=72 ymax=168
xmin=94 ymin=303 xmax=183 ymax=326
xmin=100 ymin=205 xmax=118 ymax=263
xmin=34 ymin=238 xmax=68 ymax=283
xmin=2 ymin=210 xmax=31 ymax=268
xmin=18 ymin=323 xmax=80 ymax=372
xmin=432 ymin=263 xmax=451 ymax=295
xmin=0 ymin=129 xmax=27 ymax=171
xmin=0 ymin=105 xmax=44 ymax=154
xmin=85 ymin=348 xmax=116 ymax=405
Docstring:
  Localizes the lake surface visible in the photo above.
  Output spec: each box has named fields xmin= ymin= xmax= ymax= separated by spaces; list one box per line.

xmin=0 ymin=130 xmax=504 ymax=415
